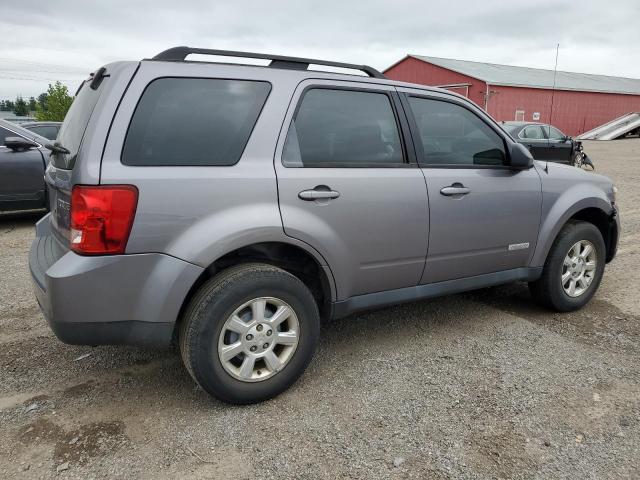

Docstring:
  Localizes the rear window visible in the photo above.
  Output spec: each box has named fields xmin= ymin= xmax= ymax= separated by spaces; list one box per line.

xmin=51 ymin=80 xmax=104 ymax=169
xmin=121 ymin=78 xmax=271 ymax=166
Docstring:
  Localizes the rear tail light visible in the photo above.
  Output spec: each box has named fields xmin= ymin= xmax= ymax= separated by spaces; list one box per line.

xmin=70 ymin=185 xmax=138 ymax=255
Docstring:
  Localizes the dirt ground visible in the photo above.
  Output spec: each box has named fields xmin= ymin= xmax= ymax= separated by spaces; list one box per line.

xmin=1 ymin=139 xmax=639 ymax=479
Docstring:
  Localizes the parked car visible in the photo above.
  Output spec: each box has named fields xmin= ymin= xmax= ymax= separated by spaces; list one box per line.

xmin=0 ymin=118 xmax=50 ymax=213
xmin=22 ymin=121 xmax=62 ymax=141
xmin=29 ymin=47 xmax=619 ymax=404
xmin=501 ymin=121 xmax=583 ymax=165
xmin=1 ymin=116 xmax=37 ymax=124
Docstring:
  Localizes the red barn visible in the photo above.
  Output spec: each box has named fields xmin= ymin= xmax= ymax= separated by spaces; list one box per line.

xmin=384 ymin=55 xmax=640 ymax=136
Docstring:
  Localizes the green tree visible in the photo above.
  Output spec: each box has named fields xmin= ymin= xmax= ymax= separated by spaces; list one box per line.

xmin=14 ymin=96 xmax=29 ymax=116
xmin=35 ymin=82 xmax=73 ymax=121
xmin=37 ymin=92 xmax=48 ymax=109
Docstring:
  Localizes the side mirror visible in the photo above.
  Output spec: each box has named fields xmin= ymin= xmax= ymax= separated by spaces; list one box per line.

xmin=4 ymin=136 xmax=37 ymax=151
xmin=509 ymin=142 xmax=534 ymax=169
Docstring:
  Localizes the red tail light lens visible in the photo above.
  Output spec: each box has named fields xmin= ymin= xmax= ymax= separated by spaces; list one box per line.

xmin=70 ymin=185 xmax=138 ymax=255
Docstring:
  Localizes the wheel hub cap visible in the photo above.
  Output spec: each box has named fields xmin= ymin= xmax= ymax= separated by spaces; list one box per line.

xmin=218 ymin=297 xmax=300 ymax=383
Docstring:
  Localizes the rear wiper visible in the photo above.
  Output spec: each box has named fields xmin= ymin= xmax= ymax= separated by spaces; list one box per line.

xmin=45 ymin=143 xmax=71 ymax=155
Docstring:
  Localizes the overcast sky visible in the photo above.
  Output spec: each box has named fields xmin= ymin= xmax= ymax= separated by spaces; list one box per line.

xmin=1 ymin=0 xmax=639 ymax=100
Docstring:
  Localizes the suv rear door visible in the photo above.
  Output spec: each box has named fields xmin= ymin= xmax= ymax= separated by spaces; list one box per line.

xmin=275 ymin=80 xmax=429 ymax=300
xmin=398 ymin=88 xmax=542 ymax=283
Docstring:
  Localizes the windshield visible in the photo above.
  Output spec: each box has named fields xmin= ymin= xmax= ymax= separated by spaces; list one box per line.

xmin=51 ymin=77 xmax=104 ymax=169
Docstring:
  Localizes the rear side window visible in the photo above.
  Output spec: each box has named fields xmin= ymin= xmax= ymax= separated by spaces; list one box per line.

xmin=408 ymin=97 xmax=507 ymax=167
xmin=0 ymin=127 xmax=16 ymax=145
xmin=521 ymin=125 xmax=545 ymax=140
xmin=282 ymin=88 xmax=404 ymax=167
xmin=122 ymin=78 xmax=270 ymax=166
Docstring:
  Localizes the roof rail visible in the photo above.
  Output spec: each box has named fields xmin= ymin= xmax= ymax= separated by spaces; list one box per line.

xmin=150 ymin=46 xmax=385 ymax=79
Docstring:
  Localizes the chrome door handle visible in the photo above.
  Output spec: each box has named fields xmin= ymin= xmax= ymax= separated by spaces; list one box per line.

xmin=298 ymin=187 xmax=340 ymax=201
xmin=440 ymin=185 xmax=470 ymax=196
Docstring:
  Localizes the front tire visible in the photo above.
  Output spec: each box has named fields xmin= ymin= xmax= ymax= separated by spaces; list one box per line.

xmin=529 ymin=221 xmax=605 ymax=311
xmin=180 ymin=263 xmax=320 ymax=404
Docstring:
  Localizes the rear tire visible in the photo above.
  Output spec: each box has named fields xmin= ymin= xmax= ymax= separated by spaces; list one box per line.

xmin=179 ymin=263 xmax=320 ymax=404
xmin=529 ymin=221 xmax=605 ymax=311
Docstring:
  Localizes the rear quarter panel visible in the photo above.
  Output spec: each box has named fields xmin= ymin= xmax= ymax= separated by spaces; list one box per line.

xmin=71 ymin=61 xmax=141 ymax=185
xmin=99 ymin=61 xmax=331 ymax=279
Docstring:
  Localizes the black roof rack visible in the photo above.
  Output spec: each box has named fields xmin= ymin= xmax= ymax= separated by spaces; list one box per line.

xmin=150 ymin=46 xmax=385 ymax=79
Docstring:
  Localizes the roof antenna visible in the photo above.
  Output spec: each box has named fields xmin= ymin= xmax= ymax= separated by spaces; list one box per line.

xmin=545 ymin=43 xmax=560 ymax=173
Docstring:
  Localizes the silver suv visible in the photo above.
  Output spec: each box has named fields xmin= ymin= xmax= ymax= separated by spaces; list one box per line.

xmin=29 ymin=47 xmax=619 ymax=404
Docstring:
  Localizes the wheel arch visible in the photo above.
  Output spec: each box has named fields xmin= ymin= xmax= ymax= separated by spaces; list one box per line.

xmin=531 ymin=196 xmax=616 ymax=267
xmin=172 ymin=240 xmax=336 ymax=342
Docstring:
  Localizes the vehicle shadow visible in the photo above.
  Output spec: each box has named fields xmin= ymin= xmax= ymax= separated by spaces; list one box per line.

xmin=0 ymin=212 xmax=45 ymax=230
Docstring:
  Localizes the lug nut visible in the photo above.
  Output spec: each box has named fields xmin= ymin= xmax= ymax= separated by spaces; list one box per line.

xmin=256 ymin=324 xmax=263 ymax=332
xmin=246 ymin=334 xmax=253 ymax=340
xmin=266 ymin=330 xmax=272 ymax=336
xmin=250 ymin=346 xmax=257 ymax=352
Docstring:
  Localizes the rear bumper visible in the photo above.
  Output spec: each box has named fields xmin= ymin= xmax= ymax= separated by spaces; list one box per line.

xmin=30 ymin=214 xmax=203 ymax=346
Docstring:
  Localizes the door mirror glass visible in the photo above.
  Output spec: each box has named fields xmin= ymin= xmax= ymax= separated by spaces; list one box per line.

xmin=510 ymin=143 xmax=534 ymax=169
xmin=4 ymin=136 xmax=37 ymax=151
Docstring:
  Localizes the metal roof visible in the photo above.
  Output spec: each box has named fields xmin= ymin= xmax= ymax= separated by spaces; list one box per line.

xmin=409 ymin=55 xmax=640 ymax=95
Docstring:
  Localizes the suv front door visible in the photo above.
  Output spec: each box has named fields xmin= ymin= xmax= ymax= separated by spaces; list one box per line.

xmin=0 ymin=126 xmax=46 ymax=211
xmin=544 ymin=125 xmax=573 ymax=163
xmin=399 ymin=89 xmax=542 ymax=284
xmin=274 ymin=81 xmax=429 ymax=300
xmin=519 ymin=124 xmax=550 ymax=160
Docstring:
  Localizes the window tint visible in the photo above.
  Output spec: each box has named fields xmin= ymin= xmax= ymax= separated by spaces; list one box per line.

xmin=282 ymin=88 xmax=403 ymax=167
xmin=52 ymin=80 xmax=103 ymax=169
xmin=122 ymin=78 xmax=270 ymax=166
xmin=0 ymin=127 xmax=14 ymax=146
xmin=521 ymin=125 xmax=545 ymax=140
xmin=408 ymin=97 xmax=507 ymax=166
xmin=545 ymin=126 xmax=566 ymax=140
xmin=29 ymin=126 xmax=59 ymax=140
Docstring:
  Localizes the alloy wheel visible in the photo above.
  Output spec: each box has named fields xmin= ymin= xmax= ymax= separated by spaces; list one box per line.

xmin=217 ymin=297 xmax=300 ymax=382
xmin=562 ymin=240 xmax=597 ymax=297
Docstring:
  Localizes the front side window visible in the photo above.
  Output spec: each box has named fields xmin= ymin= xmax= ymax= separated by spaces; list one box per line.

xmin=0 ymin=127 xmax=14 ymax=146
xmin=408 ymin=97 xmax=507 ymax=166
xmin=282 ymin=88 xmax=404 ymax=167
xmin=521 ymin=125 xmax=545 ymax=140
xmin=122 ymin=78 xmax=271 ymax=166
xmin=545 ymin=126 xmax=566 ymax=141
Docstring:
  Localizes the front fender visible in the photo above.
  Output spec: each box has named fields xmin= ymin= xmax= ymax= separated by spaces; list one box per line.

xmin=530 ymin=184 xmax=614 ymax=267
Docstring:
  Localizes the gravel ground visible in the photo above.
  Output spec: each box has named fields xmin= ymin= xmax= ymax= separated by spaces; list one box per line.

xmin=1 ymin=139 xmax=639 ymax=479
